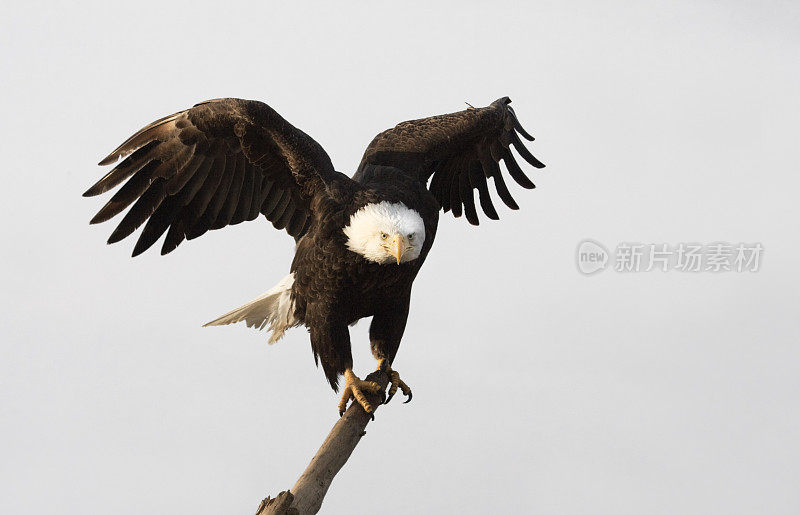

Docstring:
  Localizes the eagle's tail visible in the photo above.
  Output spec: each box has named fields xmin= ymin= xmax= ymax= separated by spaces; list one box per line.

xmin=203 ymin=273 xmax=300 ymax=344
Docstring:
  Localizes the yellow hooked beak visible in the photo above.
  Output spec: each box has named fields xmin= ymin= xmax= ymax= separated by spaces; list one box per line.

xmin=389 ymin=234 xmax=408 ymax=265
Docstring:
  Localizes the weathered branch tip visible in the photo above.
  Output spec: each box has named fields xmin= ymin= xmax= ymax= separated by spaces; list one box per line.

xmin=256 ymin=369 xmax=391 ymax=515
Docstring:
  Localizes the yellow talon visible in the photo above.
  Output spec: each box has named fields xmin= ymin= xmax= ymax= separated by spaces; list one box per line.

xmin=338 ymin=369 xmax=381 ymax=416
xmin=377 ymin=359 xmax=413 ymax=404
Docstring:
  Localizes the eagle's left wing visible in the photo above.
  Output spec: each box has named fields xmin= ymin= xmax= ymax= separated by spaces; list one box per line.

xmin=355 ymin=97 xmax=544 ymax=225
xmin=84 ymin=98 xmax=343 ymax=256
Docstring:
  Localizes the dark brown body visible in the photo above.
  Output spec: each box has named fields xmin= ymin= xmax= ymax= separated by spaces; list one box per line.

xmin=291 ymin=166 xmax=439 ymax=389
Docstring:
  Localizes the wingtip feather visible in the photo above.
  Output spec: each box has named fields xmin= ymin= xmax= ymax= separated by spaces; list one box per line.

xmin=83 ymin=177 xmax=113 ymax=197
xmin=131 ymin=241 xmax=149 ymax=257
xmin=518 ymin=130 xmax=535 ymax=142
xmin=107 ymin=233 xmax=124 ymax=245
xmin=98 ymin=154 xmax=120 ymax=166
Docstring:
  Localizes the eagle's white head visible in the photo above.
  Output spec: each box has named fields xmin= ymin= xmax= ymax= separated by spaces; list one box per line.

xmin=343 ymin=201 xmax=426 ymax=265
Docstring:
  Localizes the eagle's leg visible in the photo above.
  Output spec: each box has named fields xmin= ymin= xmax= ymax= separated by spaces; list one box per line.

xmin=338 ymin=369 xmax=382 ymax=417
xmin=377 ymin=358 xmax=412 ymax=404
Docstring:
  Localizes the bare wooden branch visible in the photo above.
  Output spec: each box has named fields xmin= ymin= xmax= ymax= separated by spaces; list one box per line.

xmin=256 ymin=369 xmax=390 ymax=515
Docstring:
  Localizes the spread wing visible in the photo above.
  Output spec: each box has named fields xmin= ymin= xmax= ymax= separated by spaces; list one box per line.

xmin=84 ymin=98 xmax=341 ymax=256
xmin=355 ymin=97 xmax=544 ymax=225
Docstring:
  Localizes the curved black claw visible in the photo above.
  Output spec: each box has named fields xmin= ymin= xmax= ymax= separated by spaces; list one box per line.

xmin=339 ymin=409 xmax=345 ymax=418
xmin=403 ymin=391 xmax=413 ymax=404
xmin=369 ymin=412 xmax=375 ymax=421
xmin=384 ymin=391 xmax=395 ymax=405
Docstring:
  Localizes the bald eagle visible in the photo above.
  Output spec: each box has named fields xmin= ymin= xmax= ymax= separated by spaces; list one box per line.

xmin=84 ymin=97 xmax=544 ymax=415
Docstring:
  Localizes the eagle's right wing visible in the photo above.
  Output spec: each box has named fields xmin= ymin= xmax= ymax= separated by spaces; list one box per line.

xmin=84 ymin=98 xmax=345 ymax=256
xmin=356 ymin=97 xmax=544 ymax=225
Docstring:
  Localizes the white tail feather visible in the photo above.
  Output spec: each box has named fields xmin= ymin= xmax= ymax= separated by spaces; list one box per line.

xmin=203 ymin=273 xmax=300 ymax=344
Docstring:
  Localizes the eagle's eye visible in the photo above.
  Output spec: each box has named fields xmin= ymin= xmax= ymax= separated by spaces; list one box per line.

xmin=381 ymin=232 xmax=389 ymax=240
xmin=408 ymin=234 xmax=414 ymax=241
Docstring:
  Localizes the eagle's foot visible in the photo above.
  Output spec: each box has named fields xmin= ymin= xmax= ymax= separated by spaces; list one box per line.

xmin=377 ymin=359 xmax=412 ymax=404
xmin=338 ymin=369 xmax=382 ymax=417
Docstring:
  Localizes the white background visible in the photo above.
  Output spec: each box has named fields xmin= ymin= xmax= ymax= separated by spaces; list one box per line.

xmin=2 ymin=1 xmax=798 ymax=513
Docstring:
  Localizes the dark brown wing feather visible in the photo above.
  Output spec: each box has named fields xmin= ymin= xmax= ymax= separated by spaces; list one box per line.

xmin=355 ymin=97 xmax=544 ymax=225
xmin=85 ymin=98 xmax=340 ymax=256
